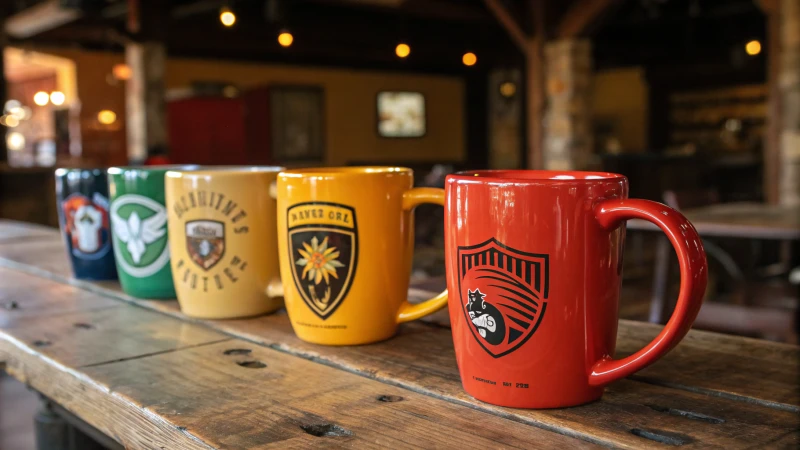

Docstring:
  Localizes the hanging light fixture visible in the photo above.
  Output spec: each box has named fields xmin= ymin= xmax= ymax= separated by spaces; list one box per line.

xmin=50 ymin=91 xmax=65 ymax=106
xmin=112 ymin=63 xmax=132 ymax=80
xmin=462 ymin=52 xmax=477 ymax=67
xmin=745 ymin=40 xmax=761 ymax=56
xmin=395 ymin=43 xmax=410 ymax=58
xmin=220 ymin=6 xmax=236 ymax=27
xmin=98 ymin=110 xmax=117 ymax=125
xmin=33 ymin=91 xmax=49 ymax=106
xmin=278 ymin=31 xmax=294 ymax=47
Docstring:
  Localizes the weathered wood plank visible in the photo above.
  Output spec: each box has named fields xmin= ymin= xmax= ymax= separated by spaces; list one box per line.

xmin=3 ymin=233 xmax=792 ymax=411
xmin=0 ymin=309 xmax=593 ymax=448
xmin=0 ymin=236 xmax=72 ymax=279
xmin=0 ymin=220 xmax=57 ymax=243
xmin=0 ymin=267 xmax=119 ymax=327
xmin=617 ymin=320 xmax=800 ymax=408
xmin=1 ymin=221 xmax=798 ymax=448
xmin=3 ymin=306 xmax=229 ymax=368
xmin=20 ymin=284 xmax=799 ymax=449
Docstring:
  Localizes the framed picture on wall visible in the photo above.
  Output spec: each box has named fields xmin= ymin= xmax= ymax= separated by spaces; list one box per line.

xmin=270 ymin=85 xmax=325 ymax=162
xmin=377 ymin=91 xmax=426 ymax=138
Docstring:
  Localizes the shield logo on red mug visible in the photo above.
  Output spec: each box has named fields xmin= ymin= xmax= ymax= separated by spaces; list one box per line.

xmin=185 ymin=220 xmax=225 ymax=271
xmin=457 ymin=238 xmax=549 ymax=358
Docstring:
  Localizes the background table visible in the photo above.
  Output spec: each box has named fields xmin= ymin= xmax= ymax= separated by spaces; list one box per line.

xmin=628 ymin=203 xmax=800 ymax=337
xmin=0 ymin=220 xmax=797 ymax=449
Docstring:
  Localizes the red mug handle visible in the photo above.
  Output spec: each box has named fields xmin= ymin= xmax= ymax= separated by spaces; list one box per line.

xmin=589 ymin=199 xmax=708 ymax=387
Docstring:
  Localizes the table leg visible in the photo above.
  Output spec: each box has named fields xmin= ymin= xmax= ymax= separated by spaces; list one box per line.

xmin=34 ymin=397 xmax=119 ymax=450
xmin=34 ymin=399 xmax=67 ymax=450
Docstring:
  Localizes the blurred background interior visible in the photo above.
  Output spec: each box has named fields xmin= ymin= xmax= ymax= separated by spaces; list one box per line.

xmin=0 ymin=0 xmax=797 ymax=344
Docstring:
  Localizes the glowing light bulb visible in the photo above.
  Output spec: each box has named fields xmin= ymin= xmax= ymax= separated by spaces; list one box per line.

xmin=7 ymin=132 xmax=25 ymax=151
xmin=112 ymin=63 xmax=132 ymax=80
xmin=462 ymin=52 xmax=477 ymax=66
xmin=33 ymin=91 xmax=49 ymax=106
xmin=499 ymin=82 xmax=517 ymax=98
xmin=745 ymin=40 xmax=761 ymax=56
xmin=220 ymin=7 xmax=236 ymax=27
xmin=98 ymin=110 xmax=117 ymax=125
xmin=50 ymin=91 xmax=65 ymax=106
xmin=278 ymin=32 xmax=294 ymax=47
xmin=395 ymin=43 xmax=410 ymax=58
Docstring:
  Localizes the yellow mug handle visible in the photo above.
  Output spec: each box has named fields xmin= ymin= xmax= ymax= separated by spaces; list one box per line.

xmin=396 ymin=187 xmax=448 ymax=323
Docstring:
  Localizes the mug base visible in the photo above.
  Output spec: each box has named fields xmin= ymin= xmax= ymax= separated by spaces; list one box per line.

xmin=73 ymin=274 xmax=118 ymax=281
xmin=179 ymin=298 xmax=284 ymax=320
xmin=465 ymin=385 xmax=604 ymax=409
xmin=294 ymin=329 xmax=398 ymax=346
xmin=121 ymin=289 xmax=177 ymax=300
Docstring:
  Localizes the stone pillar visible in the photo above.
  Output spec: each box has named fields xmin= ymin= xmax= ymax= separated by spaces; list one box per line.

xmin=125 ymin=42 xmax=167 ymax=164
xmin=542 ymin=40 xmax=593 ymax=171
xmin=779 ymin=0 xmax=800 ymax=206
xmin=125 ymin=0 xmax=168 ymax=164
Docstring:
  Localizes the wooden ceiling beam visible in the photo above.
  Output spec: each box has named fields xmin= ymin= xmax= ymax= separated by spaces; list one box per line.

xmin=754 ymin=0 xmax=779 ymax=14
xmin=557 ymin=0 xmax=620 ymax=39
xmin=481 ymin=0 xmax=529 ymax=52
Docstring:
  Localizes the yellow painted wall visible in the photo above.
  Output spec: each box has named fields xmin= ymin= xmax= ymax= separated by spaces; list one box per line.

xmin=592 ymin=67 xmax=649 ymax=152
xmin=36 ymin=48 xmax=466 ymax=166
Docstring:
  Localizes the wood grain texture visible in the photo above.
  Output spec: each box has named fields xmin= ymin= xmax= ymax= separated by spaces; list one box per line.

xmin=0 ymin=235 xmax=73 ymax=278
xmin=0 ymin=296 xmax=590 ymax=448
xmin=1 ymin=220 xmax=799 ymax=448
xmin=617 ymin=320 xmax=800 ymax=409
xmin=3 ymin=306 xmax=229 ymax=368
xmin=0 ymin=268 xmax=119 ymax=328
xmin=14 ymin=284 xmax=798 ymax=449
xmin=0 ymin=220 xmax=57 ymax=243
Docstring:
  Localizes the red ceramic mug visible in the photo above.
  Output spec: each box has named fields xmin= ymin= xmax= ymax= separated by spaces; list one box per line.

xmin=444 ymin=170 xmax=707 ymax=408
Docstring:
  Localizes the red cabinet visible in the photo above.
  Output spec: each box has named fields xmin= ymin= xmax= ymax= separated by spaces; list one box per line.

xmin=168 ymin=94 xmax=271 ymax=165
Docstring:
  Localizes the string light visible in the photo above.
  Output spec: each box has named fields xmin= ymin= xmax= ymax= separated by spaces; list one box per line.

xmin=745 ymin=40 xmax=761 ymax=56
xmin=50 ymin=91 xmax=65 ymax=106
xmin=220 ymin=7 xmax=236 ymax=27
xmin=98 ymin=110 xmax=117 ymax=125
xmin=278 ymin=31 xmax=294 ymax=47
xmin=462 ymin=52 xmax=477 ymax=66
xmin=6 ymin=132 xmax=25 ymax=151
xmin=499 ymin=82 xmax=517 ymax=98
xmin=1 ymin=115 xmax=19 ymax=127
xmin=33 ymin=91 xmax=49 ymax=106
xmin=395 ymin=43 xmax=410 ymax=58
xmin=112 ymin=63 xmax=132 ymax=80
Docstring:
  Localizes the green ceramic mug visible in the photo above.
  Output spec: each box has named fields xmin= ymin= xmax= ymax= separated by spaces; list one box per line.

xmin=108 ymin=165 xmax=199 ymax=298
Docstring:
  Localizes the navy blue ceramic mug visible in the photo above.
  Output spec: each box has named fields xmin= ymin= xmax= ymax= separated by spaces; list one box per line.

xmin=55 ymin=168 xmax=118 ymax=280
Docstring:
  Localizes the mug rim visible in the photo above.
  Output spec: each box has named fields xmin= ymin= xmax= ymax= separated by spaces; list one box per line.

xmin=55 ymin=167 xmax=106 ymax=176
xmin=448 ymin=170 xmax=627 ymax=184
xmin=165 ymin=166 xmax=285 ymax=178
xmin=279 ymin=166 xmax=411 ymax=178
xmin=108 ymin=164 xmax=201 ymax=175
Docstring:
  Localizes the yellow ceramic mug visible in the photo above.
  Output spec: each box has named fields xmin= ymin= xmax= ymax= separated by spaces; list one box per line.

xmin=277 ymin=166 xmax=448 ymax=345
xmin=165 ymin=167 xmax=285 ymax=319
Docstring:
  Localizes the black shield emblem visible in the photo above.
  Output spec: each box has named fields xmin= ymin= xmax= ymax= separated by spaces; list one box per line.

xmin=287 ymin=202 xmax=358 ymax=320
xmin=186 ymin=220 xmax=225 ymax=271
xmin=458 ymin=238 xmax=549 ymax=358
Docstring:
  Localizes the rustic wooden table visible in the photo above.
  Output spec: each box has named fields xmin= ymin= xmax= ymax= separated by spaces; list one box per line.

xmin=0 ymin=220 xmax=797 ymax=449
